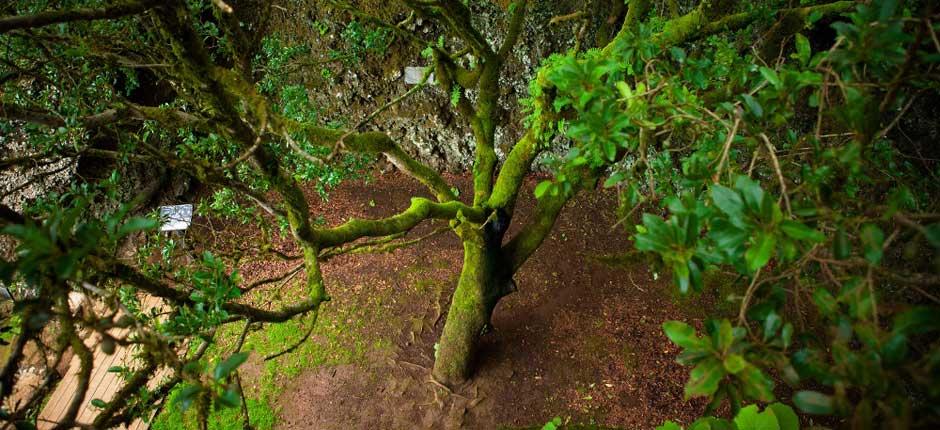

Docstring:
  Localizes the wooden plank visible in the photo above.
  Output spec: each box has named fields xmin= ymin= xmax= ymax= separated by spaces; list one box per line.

xmin=38 ymin=295 xmax=171 ymax=430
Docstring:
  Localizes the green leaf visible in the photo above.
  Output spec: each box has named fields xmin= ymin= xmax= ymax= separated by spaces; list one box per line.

xmin=635 ymin=214 xmax=672 ymax=253
xmin=742 ymin=94 xmax=763 ymax=118
xmin=881 ymin=332 xmax=908 ymax=365
xmin=767 ymin=403 xmax=799 ymax=430
xmin=780 ymin=221 xmax=824 ymax=242
xmin=213 ymin=352 xmax=249 ymax=381
xmin=685 ymin=358 xmax=725 ymax=399
xmin=793 ymin=390 xmax=834 ymax=415
xmin=759 ymin=67 xmax=781 ymax=89
xmin=663 ymin=321 xmax=701 ymax=349
xmin=176 ymin=384 xmax=202 ymax=412
xmin=117 ymin=216 xmax=158 ymax=237
xmin=90 ymin=398 xmax=107 ymax=408
xmin=734 ymin=405 xmax=780 ymax=430
xmin=833 ymin=228 xmax=850 ymax=260
xmin=780 ymin=323 xmax=793 ymax=348
xmin=542 ymin=417 xmax=562 ymax=430
xmin=657 ymin=421 xmax=684 ymax=430
xmin=812 ymin=288 xmax=838 ymax=316
xmin=763 ymin=312 xmax=781 ymax=341
xmin=735 ymin=176 xmax=765 ymax=213
xmin=604 ymin=140 xmax=617 ymax=162
xmin=924 ymin=223 xmax=940 ymax=248
xmin=893 ymin=307 xmax=940 ymax=335
xmin=534 ymin=180 xmax=553 ymax=199
xmin=217 ymin=388 xmax=241 ymax=408
xmin=738 ymin=364 xmax=775 ymax=402
xmin=859 ymin=224 xmax=884 ymax=264
xmin=745 ymin=232 xmax=776 ymax=273
xmin=794 ymin=34 xmax=811 ymax=65
xmin=714 ymin=319 xmax=735 ymax=353
xmin=616 ymin=81 xmax=632 ymax=99
xmin=723 ymin=354 xmax=747 ymax=374
xmin=670 ymin=47 xmax=687 ymax=63
xmin=711 ymin=185 xmax=745 ymax=218
xmin=710 ymin=220 xmax=748 ymax=254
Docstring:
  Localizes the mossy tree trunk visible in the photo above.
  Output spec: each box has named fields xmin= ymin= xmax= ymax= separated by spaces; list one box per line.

xmin=433 ymin=211 xmax=515 ymax=385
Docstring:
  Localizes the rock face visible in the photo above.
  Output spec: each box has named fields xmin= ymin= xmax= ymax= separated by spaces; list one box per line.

xmin=1 ymin=131 xmax=76 ymax=212
xmin=279 ymin=0 xmax=618 ymax=172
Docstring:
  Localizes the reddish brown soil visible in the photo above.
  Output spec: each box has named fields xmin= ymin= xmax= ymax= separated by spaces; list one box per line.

xmin=235 ymin=172 xmax=710 ymax=429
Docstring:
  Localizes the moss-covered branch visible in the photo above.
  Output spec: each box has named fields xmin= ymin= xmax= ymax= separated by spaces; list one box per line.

xmin=0 ymin=0 xmax=158 ymax=34
xmin=106 ymin=260 xmax=325 ymax=322
xmin=0 ymin=101 xmax=210 ymax=131
xmin=429 ymin=0 xmax=496 ymax=59
xmin=154 ymin=0 xmax=330 ymax=304
xmin=502 ymin=181 xmax=576 ymax=273
xmin=497 ymin=0 xmax=529 ymax=60
xmin=623 ymin=0 xmax=651 ymax=31
xmin=488 ymin=129 xmax=538 ymax=212
xmin=316 ymin=198 xmax=485 ymax=248
xmin=302 ymin=126 xmax=458 ymax=202
xmin=655 ymin=1 xmax=856 ymax=47
xmin=607 ymin=0 xmax=856 ymax=53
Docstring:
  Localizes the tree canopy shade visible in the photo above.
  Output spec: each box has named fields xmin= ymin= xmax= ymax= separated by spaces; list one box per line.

xmin=1 ymin=0 xmax=939 ymax=429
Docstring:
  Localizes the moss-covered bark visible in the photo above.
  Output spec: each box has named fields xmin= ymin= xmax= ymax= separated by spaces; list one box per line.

xmin=432 ymin=218 xmax=514 ymax=385
xmin=432 ymin=233 xmax=492 ymax=386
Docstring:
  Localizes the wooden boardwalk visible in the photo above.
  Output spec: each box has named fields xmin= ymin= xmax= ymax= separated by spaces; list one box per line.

xmin=38 ymin=295 xmax=169 ymax=430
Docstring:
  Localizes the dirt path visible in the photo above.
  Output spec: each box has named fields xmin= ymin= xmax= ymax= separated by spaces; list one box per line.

xmin=237 ymin=173 xmax=709 ymax=429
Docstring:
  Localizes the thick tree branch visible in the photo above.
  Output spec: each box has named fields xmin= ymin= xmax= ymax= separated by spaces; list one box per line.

xmin=497 ymin=0 xmax=528 ymax=60
xmin=488 ymin=129 xmax=539 ymax=212
xmin=302 ymin=127 xmax=458 ymax=202
xmin=316 ymin=198 xmax=484 ymax=248
xmin=105 ymin=260 xmax=323 ymax=323
xmin=502 ymin=182 xmax=576 ymax=273
xmin=0 ymin=101 xmax=211 ymax=131
xmin=0 ymin=0 xmax=159 ymax=34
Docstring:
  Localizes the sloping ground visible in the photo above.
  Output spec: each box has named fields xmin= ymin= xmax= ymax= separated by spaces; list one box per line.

xmin=224 ymin=172 xmax=712 ymax=429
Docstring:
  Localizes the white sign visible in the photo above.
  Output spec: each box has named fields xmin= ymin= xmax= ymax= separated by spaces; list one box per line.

xmin=404 ymin=66 xmax=435 ymax=85
xmin=159 ymin=204 xmax=193 ymax=232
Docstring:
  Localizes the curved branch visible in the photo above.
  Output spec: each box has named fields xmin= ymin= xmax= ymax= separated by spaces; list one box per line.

xmin=105 ymin=261 xmax=322 ymax=323
xmin=497 ymin=0 xmax=528 ymax=60
xmin=302 ymin=127 xmax=458 ymax=202
xmin=502 ymin=183 xmax=576 ymax=273
xmin=0 ymin=0 xmax=159 ymax=34
xmin=316 ymin=198 xmax=484 ymax=248
xmin=488 ymin=129 xmax=539 ymax=212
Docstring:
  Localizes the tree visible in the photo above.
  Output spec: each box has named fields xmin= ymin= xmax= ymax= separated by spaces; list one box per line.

xmin=1 ymin=0 xmax=938 ymax=429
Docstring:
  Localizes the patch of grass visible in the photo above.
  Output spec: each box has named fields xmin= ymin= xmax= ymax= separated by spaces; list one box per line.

xmin=151 ymin=280 xmax=397 ymax=429
xmin=152 ymin=390 xmax=275 ymax=430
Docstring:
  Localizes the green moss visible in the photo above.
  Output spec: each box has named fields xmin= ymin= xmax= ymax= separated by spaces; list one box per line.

xmin=151 ymin=276 xmax=397 ymax=428
xmin=152 ymin=390 xmax=275 ymax=430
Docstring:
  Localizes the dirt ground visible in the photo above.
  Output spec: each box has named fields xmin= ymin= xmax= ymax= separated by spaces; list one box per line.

xmin=232 ymin=172 xmax=711 ymax=429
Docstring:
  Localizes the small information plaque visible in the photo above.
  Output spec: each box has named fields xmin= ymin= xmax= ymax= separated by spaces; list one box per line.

xmin=159 ymin=204 xmax=193 ymax=232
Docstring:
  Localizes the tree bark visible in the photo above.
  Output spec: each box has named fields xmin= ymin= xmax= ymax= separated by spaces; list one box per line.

xmin=432 ymin=212 xmax=514 ymax=386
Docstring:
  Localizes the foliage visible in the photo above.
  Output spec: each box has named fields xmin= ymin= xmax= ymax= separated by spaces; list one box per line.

xmin=1 ymin=0 xmax=939 ymax=429
xmin=657 ymin=403 xmax=799 ymax=430
xmin=527 ymin=0 xmax=940 ymax=426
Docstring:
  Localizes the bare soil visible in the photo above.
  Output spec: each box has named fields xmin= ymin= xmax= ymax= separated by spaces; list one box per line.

xmin=235 ymin=172 xmax=710 ymax=429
